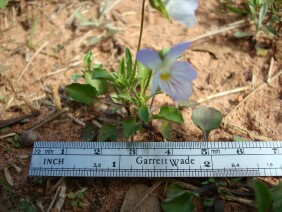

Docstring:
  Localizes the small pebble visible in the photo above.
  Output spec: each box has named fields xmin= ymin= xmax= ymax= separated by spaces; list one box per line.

xmin=19 ymin=130 xmax=38 ymax=147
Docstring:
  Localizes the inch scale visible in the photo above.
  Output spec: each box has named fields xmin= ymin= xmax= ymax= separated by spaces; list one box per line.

xmin=29 ymin=141 xmax=282 ymax=177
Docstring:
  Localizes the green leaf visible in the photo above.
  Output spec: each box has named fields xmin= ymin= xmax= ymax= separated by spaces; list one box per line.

xmin=28 ymin=14 xmax=39 ymax=48
xmin=0 ymin=0 xmax=7 ymax=9
xmin=92 ymin=68 xmax=113 ymax=81
xmin=137 ymin=62 xmax=151 ymax=93
xmin=226 ymin=5 xmax=248 ymax=15
xmin=125 ymin=48 xmax=133 ymax=78
xmin=153 ymin=106 xmax=184 ymax=124
xmin=71 ymin=73 xmax=82 ymax=82
xmin=85 ymin=71 xmax=108 ymax=95
xmin=149 ymin=0 xmax=169 ymax=19
xmin=83 ymin=52 xmax=92 ymax=71
xmin=253 ymin=180 xmax=273 ymax=212
xmin=119 ymin=58 xmax=125 ymax=78
xmin=271 ymin=183 xmax=282 ymax=212
xmin=271 ymin=14 xmax=280 ymax=23
xmin=118 ymin=94 xmax=132 ymax=101
xmin=138 ymin=106 xmax=150 ymax=124
xmin=258 ymin=3 xmax=268 ymax=29
xmin=67 ymin=192 xmax=76 ymax=199
xmin=0 ymin=127 xmax=9 ymax=134
xmin=265 ymin=24 xmax=279 ymax=36
xmin=160 ymin=121 xmax=172 ymax=140
xmin=71 ymin=200 xmax=78 ymax=207
xmin=233 ymin=31 xmax=253 ymax=38
xmin=77 ymin=191 xmax=84 ymax=199
xmin=122 ymin=118 xmax=141 ymax=139
xmin=191 ymin=106 xmax=223 ymax=141
xmin=232 ymin=135 xmax=246 ymax=142
xmin=80 ymin=122 xmax=98 ymax=142
xmin=97 ymin=124 xmax=118 ymax=141
xmin=162 ymin=183 xmax=195 ymax=212
xmin=203 ymin=198 xmax=215 ymax=207
xmin=79 ymin=201 xmax=88 ymax=208
xmin=66 ymin=83 xmax=97 ymax=105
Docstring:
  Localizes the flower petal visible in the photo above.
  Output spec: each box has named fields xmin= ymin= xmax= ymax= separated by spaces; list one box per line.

xmin=170 ymin=61 xmax=197 ymax=80
xmin=137 ymin=49 xmax=162 ymax=70
xmin=165 ymin=0 xmax=198 ymax=27
xmin=151 ymin=71 xmax=160 ymax=95
xmin=165 ymin=42 xmax=190 ymax=65
xmin=159 ymin=75 xmax=193 ymax=101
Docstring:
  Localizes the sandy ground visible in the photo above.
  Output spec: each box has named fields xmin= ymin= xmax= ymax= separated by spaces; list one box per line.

xmin=0 ymin=0 xmax=281 ymax=211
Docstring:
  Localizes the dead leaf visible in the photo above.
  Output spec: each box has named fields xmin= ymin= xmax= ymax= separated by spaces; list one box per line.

xmin=120 ymin=184 xmax=161 ymax=212
xmin=4 ymin=167 xmax=14 ymax=186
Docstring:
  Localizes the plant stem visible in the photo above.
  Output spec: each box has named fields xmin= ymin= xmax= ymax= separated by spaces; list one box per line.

xmin=150 ymin=96 xmax=155 ymax=110
xmin=132 ymin=0 xmax=146 ymax=77
xmin=203 ymin=131 xmax=209 ymax=142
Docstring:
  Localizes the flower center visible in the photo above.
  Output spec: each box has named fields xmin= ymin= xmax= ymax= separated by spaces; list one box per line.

xmin=160 ymin=73 xmax=171 ymax=81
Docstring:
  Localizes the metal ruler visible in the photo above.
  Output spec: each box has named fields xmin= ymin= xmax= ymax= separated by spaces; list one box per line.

xmin=29 ymin=141 xmax=282 ymax=177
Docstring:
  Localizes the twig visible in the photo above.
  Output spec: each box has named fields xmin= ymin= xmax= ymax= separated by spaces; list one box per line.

xmin=18 ymin=41 xmax=49 ymax=80
xmin=48 ymin=177 xmax=65 ymax=194
xmin=54 ymin=181 xmax=66 ymax=212
xmin=0 ymin=133 xmax=16 ymax=140
xmin=197 ymin=86 xmax=251 ymax=103
xmin=189 ymin=19 xmax=252 ymax=43
xmin=92 ymin=120 xmax=102 ymax=128
xmin=224 ymin=195 xmax=253 ymax=206
xmin=67 ymin=113 xmax=85 ymax=126
xmin=267 ymin=57 xmax=274 ymax=83
xmin=52 ymin=84 xmax=62 ymax=110
xmin=47 ymin=184 xmax=61 ymax=212
xmin=132 ymin=179 xmax=164 ymax=211
xmin=46 ymin=60 xmax=82 ymax=77
xmin=168 ymin=179 xmax=198 ymax=190
xmin=27 ymin=108 xmax=68 ymax=131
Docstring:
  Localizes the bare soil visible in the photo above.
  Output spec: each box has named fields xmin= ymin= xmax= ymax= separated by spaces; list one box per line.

xmin=0 ymin=0 xmax=281 ymax=211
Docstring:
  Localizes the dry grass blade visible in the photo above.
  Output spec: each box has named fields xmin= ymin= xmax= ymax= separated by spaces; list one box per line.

xmin=18 ymin=41 xmax=49 ymax=80
xmin=197 ymin=86 xmax=251 ymax=103
xmin=54 ymin=181 xmax=66 ymax=212
xmin=132 ymin=179 xmax=164 ymax=210
xmin=189 ymin=19 xmax=252 ymax=43
xmin=47 ymin=184 xmax=61 ymax=212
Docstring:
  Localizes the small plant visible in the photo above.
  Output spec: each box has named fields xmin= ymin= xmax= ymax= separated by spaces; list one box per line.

xmin=221 ymin=0 xmax=281 ymax=37
xmin=6 ymin=133 xmax=21 ymax=148
xmin=31 ymin=177 xmax=46 ymax=185
xmin=19 ymin=199 xmax=36 ymax=212
xmin=67 ymin=190 xmax=88 ymax=209
xmin=253 ymin=180 xmax=282 ymax=212
xmin=66 ymin=0 xmax=201 ymax=141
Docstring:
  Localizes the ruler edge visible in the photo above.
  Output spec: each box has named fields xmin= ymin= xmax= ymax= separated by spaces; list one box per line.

xmin=29 ymin=141 xmax=282 ymax=177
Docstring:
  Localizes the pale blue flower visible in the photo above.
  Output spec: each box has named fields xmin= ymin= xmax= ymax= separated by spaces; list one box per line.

xmin=137 ymin=42 xmax=197 ymax=101
xmin=165 ymin=0 xmax=198 ymax=27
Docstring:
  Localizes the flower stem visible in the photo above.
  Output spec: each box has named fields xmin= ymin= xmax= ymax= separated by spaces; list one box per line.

xmin=133 ymin=0 xmax=146 ymax=77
